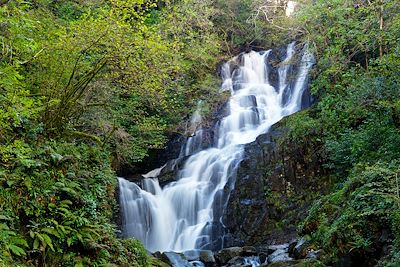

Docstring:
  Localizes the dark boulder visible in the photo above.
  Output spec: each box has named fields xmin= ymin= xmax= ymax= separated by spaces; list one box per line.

xmin=215 ymin=247 xmax=244 ymax=265
xmin=199 ymin=250 xmax=217 ymax=267
xmin=223 ymin=112 xmax=328 ymax=247
xmin=227 ymin=256 xmax=247 ymax=266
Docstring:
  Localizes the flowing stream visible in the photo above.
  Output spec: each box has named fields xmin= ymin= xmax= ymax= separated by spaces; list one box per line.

xmin=118 ymin=43 xmax=314 ymax=253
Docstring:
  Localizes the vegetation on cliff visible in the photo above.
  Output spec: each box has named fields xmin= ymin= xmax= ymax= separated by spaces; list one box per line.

xmin=0 ymin=0 xmax=291 ymax=265
xmin=279 ymin=0 xmax=400 ymax=265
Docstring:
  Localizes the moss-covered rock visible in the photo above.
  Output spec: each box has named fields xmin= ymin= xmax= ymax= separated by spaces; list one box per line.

xmin=223 ymin=111 xmax=331 ymax=246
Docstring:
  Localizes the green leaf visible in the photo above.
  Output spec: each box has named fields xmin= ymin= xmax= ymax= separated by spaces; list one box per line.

xmin=24 ymin=177 xmax=32 ymax=189
xmin=42 ymin=227 xmax=61 ymax=238
xmin=0 ymin=215 xmax=11 ymax=221
xmin=36 ymin=233 xmax=44 ymax=242
xmin=10 ymin=237 xmax=28 ymax=247
xmin=60 ymin=200 xmax=73 ymax=206
xmin=41 ymin=233 xmax=55 ymax=252
xmin=76 ymin=233 xmax=83 ymax=243
xmin=0 ymin=223 xmax=10 ymax=230
xmin=33 ymin=239 xmax=39 ymax=250
xmin=51 ymin=153 xmax=63 ymax=162
xmin=8 ymin=244 xmax=26 ymax=256
xmin=67 ymin=237 xmax=75 ymax=247
xmin=60 ymin=187 xmax=77 ymax=196
xmin=29 ymin=230 xmax=35 ymax=239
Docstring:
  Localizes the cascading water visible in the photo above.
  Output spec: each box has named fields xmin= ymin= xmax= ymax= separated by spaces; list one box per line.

xmin=118 ymin=43 xmax=314 ymax=253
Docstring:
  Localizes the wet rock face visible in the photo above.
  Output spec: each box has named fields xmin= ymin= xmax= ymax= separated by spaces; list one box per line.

xmin=265 ymin=45 xmax=287 ymax=91
xmin=223 ymin=118 xmax=328 ymax=247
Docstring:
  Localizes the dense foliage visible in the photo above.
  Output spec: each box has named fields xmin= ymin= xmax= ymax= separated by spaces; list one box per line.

xmin=279 ymin=0 xmax=400 ymax=265
xmin=213 ymin=0 xmax=300 ymax=53
xmin=0 ymin=0 xmax=231 ymax=265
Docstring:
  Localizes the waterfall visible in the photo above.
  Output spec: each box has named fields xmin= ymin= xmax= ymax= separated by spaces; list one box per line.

xmin=118 ymin=43 xmax=314 ymax=253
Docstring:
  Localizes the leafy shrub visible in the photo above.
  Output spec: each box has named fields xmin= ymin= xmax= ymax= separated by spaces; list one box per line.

xmin=300 ymin=162 xmax=400 ymax=264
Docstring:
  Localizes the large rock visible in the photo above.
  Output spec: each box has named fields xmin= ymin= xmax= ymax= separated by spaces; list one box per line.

xmin=199 ymin=250 xmax=217 ymax=267
xmin=223 ymin=112 xmax=328 ymax=247
xmin=227 ymin=256 xmax=247 ymax=266
xmin=242 ymin=246 xmax=258 ymax=256
xmin=215 ymin=247 xmax=244 ymax=265
xmin=156 ymin=157 xmax=188 ymax=185
xmin=214 ymin=246 xmax=259 ymax=266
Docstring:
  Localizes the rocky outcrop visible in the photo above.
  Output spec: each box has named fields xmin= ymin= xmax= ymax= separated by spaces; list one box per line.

xmin=120 ymin=43 xmax=322 ymax=254
xmin=223 ymin=114 xmax=328 ymax=247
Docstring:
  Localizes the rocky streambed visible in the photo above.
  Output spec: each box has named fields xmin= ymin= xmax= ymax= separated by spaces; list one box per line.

xmin=151 ymin=238 xmax=326 ymax=267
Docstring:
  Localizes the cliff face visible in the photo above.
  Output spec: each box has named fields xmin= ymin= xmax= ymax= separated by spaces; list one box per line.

xmin=122 ymin=43 xmax=325 ymax=250
xmin=223 ymin=115 xmax=329 ymax=247
xmin=152 ymin=110 xmax=331 ymax=249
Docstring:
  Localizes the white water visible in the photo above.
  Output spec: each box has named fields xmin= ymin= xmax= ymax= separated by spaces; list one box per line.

xmin=119 ymin=43 xmax=314 ymax=253
xmin=244 ymin=256 xmax=261 ymax=267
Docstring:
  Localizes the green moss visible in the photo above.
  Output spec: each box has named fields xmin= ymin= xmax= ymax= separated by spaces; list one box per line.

xmin=148 ymin=257 xmax=171 ymax=267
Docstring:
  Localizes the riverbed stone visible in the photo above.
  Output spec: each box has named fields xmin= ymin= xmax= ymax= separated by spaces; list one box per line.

xmin=227 ymin=256 xmax=246 ymax=266
xmin=242 ymin=246 xmax=257 ymax=256
xmin=199 ymin=250 xmax=217 ymax=267
xmin=215 ymin=247 xmax=243 ymax=265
